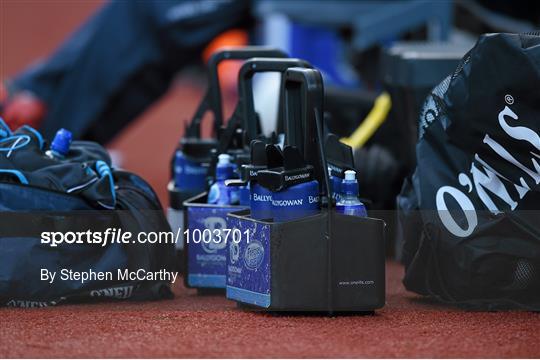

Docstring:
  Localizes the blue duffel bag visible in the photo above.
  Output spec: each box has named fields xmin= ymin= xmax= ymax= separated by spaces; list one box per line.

xmin=0 ymin=120 xmax=175 ymax=307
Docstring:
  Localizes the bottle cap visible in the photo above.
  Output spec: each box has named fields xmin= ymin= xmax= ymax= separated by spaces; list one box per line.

xmin=344 ymin=170 xmax=356 ymax=181
xmin=215 ymin=153 xmax=235 ymax=181
xmin=50 ymin=128 xmax=72 ymax=156
xmin=218 ymin=153 xmax=231 ymax=164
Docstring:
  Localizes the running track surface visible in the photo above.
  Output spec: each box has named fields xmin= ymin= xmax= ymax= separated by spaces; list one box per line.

xmin=1 ymin=261 xmax=539 ymax=358
xmin=1 ymin=2 xmax=539 ymax=358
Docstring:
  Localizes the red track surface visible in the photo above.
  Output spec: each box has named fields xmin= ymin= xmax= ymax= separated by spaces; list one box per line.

xmin=1 ymin=261 xmax=539 ymax=358
xmin=1 ymin=2 xmax=539 ymax=358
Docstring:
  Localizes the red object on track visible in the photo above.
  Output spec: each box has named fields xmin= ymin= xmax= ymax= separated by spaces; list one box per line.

xmin=1 ymin=91 xmax=47 ymax=130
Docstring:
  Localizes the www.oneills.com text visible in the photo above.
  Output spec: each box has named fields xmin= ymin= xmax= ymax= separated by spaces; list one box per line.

xmin=40 ymin=228 xmax=250 ymax=247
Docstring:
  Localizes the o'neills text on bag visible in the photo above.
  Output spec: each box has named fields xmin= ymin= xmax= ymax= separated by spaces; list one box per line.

xmin=436 ymin=95 xmax=540 ymax=237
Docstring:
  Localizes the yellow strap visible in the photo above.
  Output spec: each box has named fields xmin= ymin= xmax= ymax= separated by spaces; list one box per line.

xmin=340 ymin=92 xmax=392 ymax=149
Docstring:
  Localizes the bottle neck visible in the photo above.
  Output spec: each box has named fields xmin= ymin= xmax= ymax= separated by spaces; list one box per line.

xmin=341 ymin=180 xmax=359 ymax=197
xmin=216 ymin=164 xmax=234 ymax=181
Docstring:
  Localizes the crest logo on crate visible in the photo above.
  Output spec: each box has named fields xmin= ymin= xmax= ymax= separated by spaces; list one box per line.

xmin=244 ymin=240 xmax=264 ymax=270
xmin=202 ymin=216 xmax=228 ymax=253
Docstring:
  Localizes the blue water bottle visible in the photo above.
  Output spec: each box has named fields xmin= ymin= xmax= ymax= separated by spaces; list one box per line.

xmin=230 ymin=152 xmax=250 ymax=206
xmin=256 ymin=67 xmax=326 ymax=223
xmin=225 ymin=166 xmax=250 ymax=206
xmin=336 ymin=170 xmax=367 ymax=217
xmin=229 ymin=152 xmax=248 ymax=206
xmin=173 ymin=138 xmax=215 ymax=193
xmin=258 ymin=146 xmax=320 ymax=222
xmin=248 ymin=142 xmax=283 ymax=220
xmin=208 ymin=154 xmax=236 ymax=205
xmin=325 ymin=134 xmax=356 ymax=204
xmin=223 ymin=164 xmax=251 ymax=207
xmin=238 ymin=182 xmax=250 ymax=206
xmin=174 ymin=151 xmax=208 ymax=192
xmin=250 ymin=182 xmax=273 ymax=219
xmin=271 ymin=179 xmax=319 ymax=222
xmin=46 ymin=128 xmax=72 ymax=159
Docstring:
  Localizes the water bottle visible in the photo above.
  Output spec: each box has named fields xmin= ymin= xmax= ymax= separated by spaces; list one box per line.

xmin=223 ymin=174 xmax=249 ymax=206
xmin=208 ymin=154 xmax=236 ymax=205
xmin=228 ymin=152 xmax=248 ymax=206
xmin=336 ymin=170 xmax=367 ymax=217
xmin=238 ymin=181 xmax=251 ymax=206
xmin=258 ymin=146 xmax=320 ymax=222
xmin=169 ymin=139 xmax=215 ymax=253
xmin=224 ymin=167 xmax=250 ymax=206
xmin=174 ymin=150 xmax=208 ymax=192
xmin=45 ymin=128 xmax=72 ymax=160
xmin=271 ymin=179 xmax=320 ymax=222
xmin=250 ymin=182 xmax=273 ymax=219
xmin=248 ymin=142 xmax=281 ymax=220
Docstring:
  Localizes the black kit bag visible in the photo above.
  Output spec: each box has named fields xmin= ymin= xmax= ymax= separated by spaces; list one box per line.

xmin=397 ymin=33 xmax=540 ymax=310
xmin=0 ymin=123 xmax=175 ymax=307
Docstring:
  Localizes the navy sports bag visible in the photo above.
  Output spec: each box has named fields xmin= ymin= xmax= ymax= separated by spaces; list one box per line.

xmin=0 ymin=121 xmax=175 ymax=307
xmin=397 ymin=32 xmax=540 ymax=310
